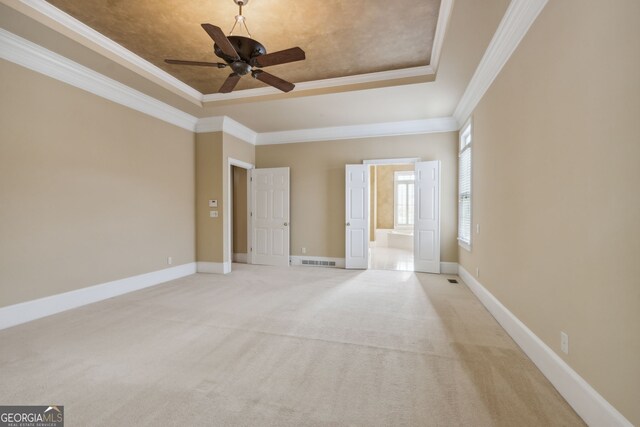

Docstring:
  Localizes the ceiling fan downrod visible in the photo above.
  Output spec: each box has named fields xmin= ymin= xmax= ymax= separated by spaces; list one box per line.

xmin=230 ymin=0 xmax=251 ymax=38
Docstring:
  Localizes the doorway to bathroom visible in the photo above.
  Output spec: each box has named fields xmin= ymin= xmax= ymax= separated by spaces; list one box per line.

xmin=345 ymin=158 xmax=440 ymax=273
xmin=368 ymin=162 xmax=415 ymax=272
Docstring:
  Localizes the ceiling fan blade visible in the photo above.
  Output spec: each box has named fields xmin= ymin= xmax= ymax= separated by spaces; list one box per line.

xmin=219 ymin=73 xmax=242 ymax=93
xmin=165 ymin=59 xmax=227 ymax=68
xmin=252 ymin=47 xmax=306 ymax=68
xmin=201 ymin=24 xmax=240 ymax=60
xmin=252 ymin=70 xmax=295 ymax=93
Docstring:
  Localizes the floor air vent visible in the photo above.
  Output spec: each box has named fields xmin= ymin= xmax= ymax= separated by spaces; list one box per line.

xmin=301 ymin=260 xmax=336 ymax=267
xmin=447 ymin=279 xmax=459 ymax=284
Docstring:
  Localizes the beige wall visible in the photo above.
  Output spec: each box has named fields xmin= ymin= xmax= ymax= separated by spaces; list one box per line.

xmin=192 ymin=131 xmax=257 ymax=266
xmin=195 ymin=132 xmax=224 ymax=263
xmin=0 ymin=59 xmax=195 ymax=308
xmin=375 ymin=164 xmax=415 ymax=229
xmin=459 ymin=0 xmax=640 ymax=424
xmin=256 ymin=133 xmax=458 ymax=262
xmin=232 ymin=166 xmax=248 ymax=254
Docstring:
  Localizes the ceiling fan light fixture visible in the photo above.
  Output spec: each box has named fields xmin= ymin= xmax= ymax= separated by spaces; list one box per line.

xmin=231 ymin=60 xmax=252 ymax=76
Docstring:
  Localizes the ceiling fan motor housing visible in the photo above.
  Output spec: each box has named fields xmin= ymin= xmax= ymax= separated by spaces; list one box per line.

xmin=165 ymin=23 xmax=304 ymax=94
xmin=213 ymin=36 xmax=266 ymax=65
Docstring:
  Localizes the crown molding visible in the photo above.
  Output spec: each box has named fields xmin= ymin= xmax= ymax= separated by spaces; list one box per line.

xmin=430 ymin=0 xmax=455 ymax=73
xmin=195 ymin=116 xmax=258 ymax=144
xmin=195 ymin=116 xmax=225 ymax=133
xmin=1 ymin=26 xmax=458 ymax=143
xmin=17 ymin=0 xmax=203 ymax=106
xmin=256 ymin=117 xmax=459 ymax=146
xmin=0 ymin=28 xmax=199 ymax=132
xmin=200 ymin=0 xmax=452 ymax=102
xmin=201 ymin=66 xmax=435 ymax=102
xmin=222 ymin=116 xmax=258 ymax=144
xmin=453 ymin=0 xmax=549 ymax=124
xmin=13 ymin=0 xmax=450 ymax=104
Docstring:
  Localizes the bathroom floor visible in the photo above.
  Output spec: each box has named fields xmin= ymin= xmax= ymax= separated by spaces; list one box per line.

xmin=368 ymin=246 xmax=414 ymax=271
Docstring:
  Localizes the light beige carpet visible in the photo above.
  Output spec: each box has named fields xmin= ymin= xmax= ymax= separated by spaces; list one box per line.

xmin=0 ymin=264 xmax=584 ymax=426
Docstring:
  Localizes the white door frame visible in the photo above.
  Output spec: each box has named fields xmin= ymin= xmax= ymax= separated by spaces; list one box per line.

xmin=227 ymin=157 xmax=254 ymax=272
xmin=363 ymin=158 xmax=421 ymax=166
xmin=358 ymin=157 xmax=444 ymax=273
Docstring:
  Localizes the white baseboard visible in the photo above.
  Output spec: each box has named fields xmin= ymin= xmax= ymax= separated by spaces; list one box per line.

xmin=440 ymin=262 xmax=459 ymax=275
xmin=290 ymin=256 xmax=345 ymax=268
xmin=458 ymin=266 xmax=632 ymax=427
xmin=289 ymin=257 xmax=458 ymax=274
xmin=233 ymin=253 xmax=248 ymax=263
xmin=0 ymin=263 xmax=197 ymax=331
xmin=196 ymin=261 xmax=231 ymax=274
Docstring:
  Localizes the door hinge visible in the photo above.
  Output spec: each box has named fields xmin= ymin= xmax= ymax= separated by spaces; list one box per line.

xmin=250 ymin=212 xmax=253 ymax=217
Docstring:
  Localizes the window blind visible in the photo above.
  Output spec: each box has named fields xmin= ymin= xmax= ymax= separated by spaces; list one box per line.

xmin=458 ymin=123 xmax=472 ymax=246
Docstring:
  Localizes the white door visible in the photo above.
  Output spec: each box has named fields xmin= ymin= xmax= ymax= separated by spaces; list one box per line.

xmin=414 ymin=161 xmax=441 ymax=273
xmin=251 ymin=167 xmax=290 ymax=267
xmin=345 ymin=164 xmax=369 ymax=269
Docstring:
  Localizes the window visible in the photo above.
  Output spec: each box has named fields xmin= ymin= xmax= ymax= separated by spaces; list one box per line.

xmin=394 ymin=171 xmax=415 ymax=228
xmin=458 ymin=120 xmax=472 ymax=249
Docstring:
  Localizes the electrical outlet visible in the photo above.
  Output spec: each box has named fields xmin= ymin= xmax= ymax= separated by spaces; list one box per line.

xmin=167 ymin=256 xmax=172 ymax=265
xmin=210 ymin=210 xmax=218 ymax=218
xmin=560 ymin=332 xmax=569 ymax=354
xmin=301 ymin=247 xmax=306 ymax=254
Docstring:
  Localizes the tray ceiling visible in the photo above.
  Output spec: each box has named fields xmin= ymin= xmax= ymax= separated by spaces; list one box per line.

xmin=45 ymin=0 xmax=441 ymax=94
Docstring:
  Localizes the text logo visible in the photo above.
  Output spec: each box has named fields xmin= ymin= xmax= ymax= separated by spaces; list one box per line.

xmin=0 ymin=405 xmax=64 ymax=427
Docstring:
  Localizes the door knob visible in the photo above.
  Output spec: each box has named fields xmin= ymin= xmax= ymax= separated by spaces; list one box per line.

xmin=346 ymin=222 xmax=350 ymax=226
xmin=284 ymin=222 xmax=288 ymax=226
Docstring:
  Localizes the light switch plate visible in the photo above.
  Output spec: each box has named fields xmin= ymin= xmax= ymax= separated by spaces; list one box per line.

xmin=208 ymin=200 xmax=218 ymax=207
xmin=210 ymin=210 xmax=218 ymax=218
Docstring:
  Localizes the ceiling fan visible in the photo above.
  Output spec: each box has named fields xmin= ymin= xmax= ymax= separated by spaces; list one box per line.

xmin=164 ymin=0 xmax=305 ymax=94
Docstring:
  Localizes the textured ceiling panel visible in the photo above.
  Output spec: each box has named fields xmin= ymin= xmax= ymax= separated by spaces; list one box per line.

xmin=45 ymin=0 xmax=441 ymax=94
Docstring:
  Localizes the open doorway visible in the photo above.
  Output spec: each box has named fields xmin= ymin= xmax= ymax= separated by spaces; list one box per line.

xmin=226 ymin=157 xmax=254 ymax=272
xmin=230 ymin=165 xmax=249 ymax=264
xmin=346 ymin=159 xmax=440 ymax=273
xmin=368 ymin=163 xmax=415 ymax=271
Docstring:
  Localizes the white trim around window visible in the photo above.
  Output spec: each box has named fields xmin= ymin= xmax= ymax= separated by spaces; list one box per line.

xmin=458 ymin=118 xmax=472 ymax=251
xmin=394 ymin=170 xmax=415 ymax=229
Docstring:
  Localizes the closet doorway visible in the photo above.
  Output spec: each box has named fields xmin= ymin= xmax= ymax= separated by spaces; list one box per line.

xmin=230 ymin=165 xmax=250 ymax=264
